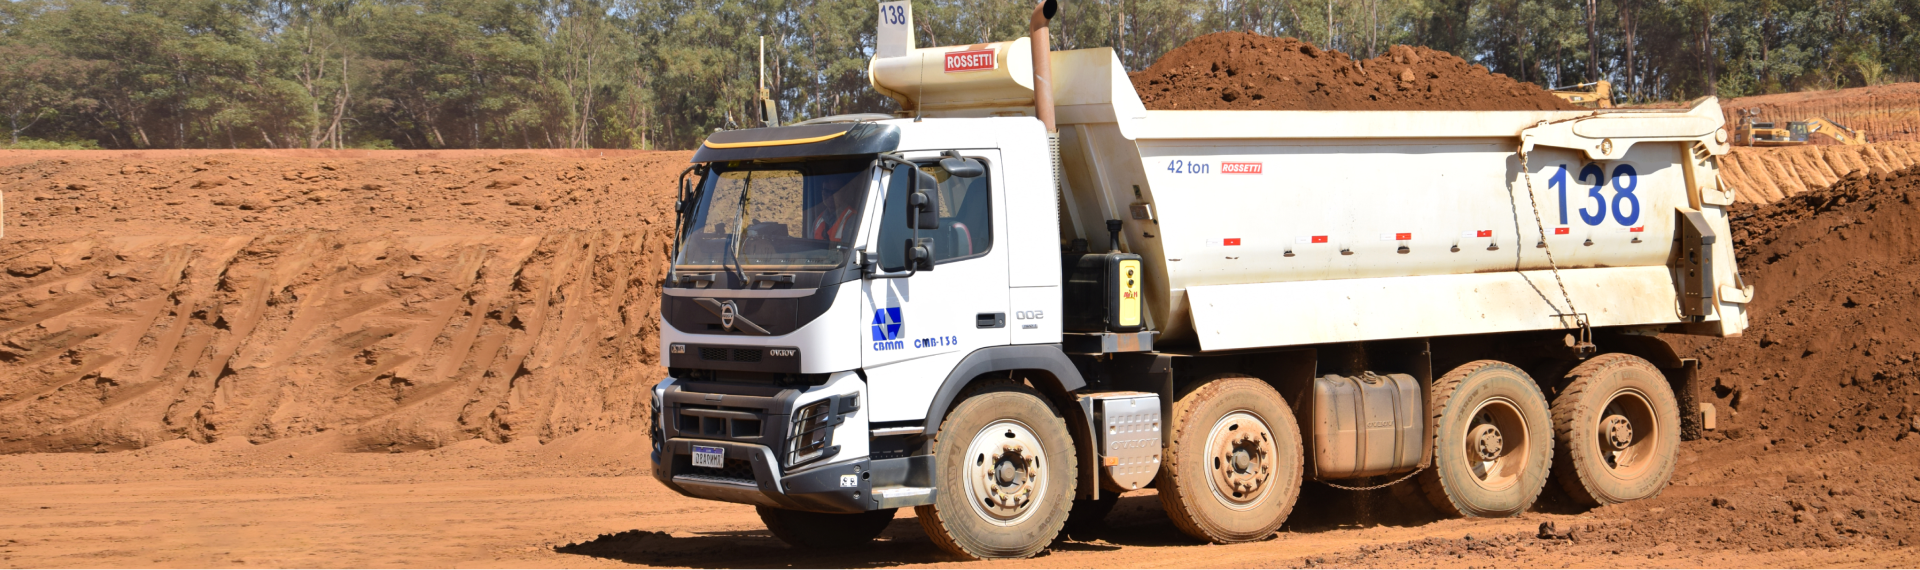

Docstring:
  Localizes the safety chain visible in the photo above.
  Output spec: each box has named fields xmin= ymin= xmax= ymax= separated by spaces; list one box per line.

xmin=1515 ymin=146 xmax=1594 ymax=353
xmin=1317 ymin=465 xmax=1426 ymax=491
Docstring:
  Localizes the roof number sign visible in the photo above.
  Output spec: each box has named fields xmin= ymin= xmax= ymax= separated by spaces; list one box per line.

xmin=944 ymin=49 xmax=996 ymax=73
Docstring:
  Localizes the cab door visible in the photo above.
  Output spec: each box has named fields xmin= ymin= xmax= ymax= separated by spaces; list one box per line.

xmin=860 ymin=151 xmax=1009 ymax=423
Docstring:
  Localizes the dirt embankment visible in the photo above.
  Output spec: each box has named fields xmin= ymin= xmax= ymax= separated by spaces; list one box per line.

xmin=1721 ymin=141 xmax=1920 ymax=203
xmin=1723 ymin=83 xmax=1920 ymax=144
xmin=1130 ymin=32 xmax=1580 ymax=111
xmin=1653 ymin=165 xmax=1920 ymax=551
xmin=1 ymin=151 xmax=691 ymax=452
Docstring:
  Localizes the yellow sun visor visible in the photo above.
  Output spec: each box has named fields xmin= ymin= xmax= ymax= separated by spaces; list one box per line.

xmin=692 ymin=122 xmax=900 ymax=163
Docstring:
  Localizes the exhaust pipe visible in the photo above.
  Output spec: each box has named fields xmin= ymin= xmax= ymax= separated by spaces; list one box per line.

xmin=1029 ymin=0 xmax=1058 ymax=133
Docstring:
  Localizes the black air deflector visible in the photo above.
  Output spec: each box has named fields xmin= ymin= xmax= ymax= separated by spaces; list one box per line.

xmin=692 ymin=123 xmax=900 ymax=163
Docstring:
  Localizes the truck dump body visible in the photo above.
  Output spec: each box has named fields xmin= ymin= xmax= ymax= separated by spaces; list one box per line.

xmin=873 ymin=45 xmax=1747 ymax=349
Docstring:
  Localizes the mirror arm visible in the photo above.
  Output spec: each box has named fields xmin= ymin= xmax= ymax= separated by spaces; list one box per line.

xmin=863 ymin=263 xmax=916 ymax=280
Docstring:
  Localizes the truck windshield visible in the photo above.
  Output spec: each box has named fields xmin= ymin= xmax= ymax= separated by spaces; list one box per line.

xmin=673 ymin=158 xmax=873 ymax=272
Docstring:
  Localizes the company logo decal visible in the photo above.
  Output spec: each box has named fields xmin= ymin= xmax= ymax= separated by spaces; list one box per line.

xmin=719 ymin=300 xmax=738 ymax=330
xmin=872 ymin=307 xmax=905 ymax=350
xmin=1220 ymin=161 xmax=1263 ymax=174
xmin=944 ymin=49 xmax=996 ymax=73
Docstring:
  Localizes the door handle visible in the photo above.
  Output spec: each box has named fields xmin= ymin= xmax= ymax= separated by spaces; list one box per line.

xmin=976 ymin=313 xmax=1005 ymax=329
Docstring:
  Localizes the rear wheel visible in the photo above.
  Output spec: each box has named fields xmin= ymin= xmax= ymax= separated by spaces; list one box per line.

xmin=1552 ymin=353 xmax=1680 ymax=506
xmin=1158 ymin=376 xmax=1303 ymax=543
xmin=757 ymin=506 xmax=897 ymax=549
xmin=916 ymin=380 xmax=1077 ymax=559
xmin=1417 ymin=360 xmax=1553 ymax=518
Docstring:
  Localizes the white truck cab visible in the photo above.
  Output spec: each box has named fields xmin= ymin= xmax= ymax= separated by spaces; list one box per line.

xmin=650 ymin=0 xmax=1747 ymax=559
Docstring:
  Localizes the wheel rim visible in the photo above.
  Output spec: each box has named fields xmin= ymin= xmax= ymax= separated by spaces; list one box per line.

xmin=962 ymin=419 xmax=1049 ymax=527
xmin=1204 ymin=410 xmax=1276 ymax=511
xmin=1596 ymin=388 xmax=1659 ymax=480
xmin=1459 ymin=396 xmax=1531 ymax=492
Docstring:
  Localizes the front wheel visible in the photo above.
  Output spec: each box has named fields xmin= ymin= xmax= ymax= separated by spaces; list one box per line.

xmin=916 ymin=380 xmax=1077 ymax=559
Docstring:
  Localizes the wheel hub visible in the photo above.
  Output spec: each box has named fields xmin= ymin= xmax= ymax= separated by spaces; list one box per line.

xmin=985 ymin=443 xmax=1037 ymax=509
xmin=1211 ymin=423 xmax=1272 ymax=498
xmin=962 ymin=420 xmax=1050 ymax=526
xmin=1602 ymin=414 xmax=1634 ymax=450
xmin=1471 ymin=423 xmax=1505 ymax=461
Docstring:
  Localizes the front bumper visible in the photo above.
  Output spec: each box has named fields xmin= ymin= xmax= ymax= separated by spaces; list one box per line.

xmin=653 ymin=439 xmax=936 ymax=513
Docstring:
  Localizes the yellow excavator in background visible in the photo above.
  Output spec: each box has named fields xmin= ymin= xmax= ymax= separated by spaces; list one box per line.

xmin=1737 ymin=109 xmax=1869 ymax=146
xmin=1550 ymin=80 xmax=1613 ymax=109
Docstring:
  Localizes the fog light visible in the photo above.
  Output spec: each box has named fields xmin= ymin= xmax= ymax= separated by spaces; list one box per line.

xmin=788 ymin=400 xmax=834 ymax=466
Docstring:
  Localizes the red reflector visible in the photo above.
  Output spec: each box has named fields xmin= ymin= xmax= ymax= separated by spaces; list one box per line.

xmin=1311 ymin=236 xmax=1328 ymax=243
xmin=1629 ymin=226 xmax=1645 ymax=233
xmin=1223 ymin=238 xmax=1242 ymax=246
xmin=1554 ymin=227 xmax=1571 ymax=235
xmin=1395 ymin=233 xmax=1412 ymax=241
xmin=943 ymin=49 xmax=996 ymax=73
xmin=1476 ymin=230 xmax=1493 ymax=238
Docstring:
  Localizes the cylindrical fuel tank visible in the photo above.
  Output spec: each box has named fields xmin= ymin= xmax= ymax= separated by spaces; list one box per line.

xmin=1310 ymin=372 xmax=1424 ymax=480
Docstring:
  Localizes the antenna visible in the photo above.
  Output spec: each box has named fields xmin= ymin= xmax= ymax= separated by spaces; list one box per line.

xmin=759 ymin=36 xmax=779 ymax=127
xmin=914 ymin=51 xmax=926 ymax=122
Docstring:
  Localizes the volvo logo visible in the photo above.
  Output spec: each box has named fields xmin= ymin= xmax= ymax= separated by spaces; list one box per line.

xmin=693 ymin=297 xmax=769 ymax=335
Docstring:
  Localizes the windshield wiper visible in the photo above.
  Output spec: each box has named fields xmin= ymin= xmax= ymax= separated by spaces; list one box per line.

xmin=722 ymin=175 xmax=751 ymax=289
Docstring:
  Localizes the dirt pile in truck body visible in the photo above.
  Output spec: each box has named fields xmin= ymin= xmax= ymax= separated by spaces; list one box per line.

xmin=1130 ymin=32 xmax=1581 ymax=111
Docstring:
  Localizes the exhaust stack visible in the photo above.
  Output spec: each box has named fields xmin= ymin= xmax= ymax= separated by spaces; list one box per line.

xmin=1029 ymin=0 xmax=1058 ymax=133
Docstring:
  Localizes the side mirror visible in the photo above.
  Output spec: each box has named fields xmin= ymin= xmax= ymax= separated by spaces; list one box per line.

xmin=939 ymin=154 xmax=985 ymax=178
xmin=906 ymin=168 xmax=939 ymax=230
xmin=903 ymin=238 xmax=934 ymax=272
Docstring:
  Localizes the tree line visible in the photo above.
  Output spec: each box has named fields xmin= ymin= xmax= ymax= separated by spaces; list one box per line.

xmin=1 ymin=0 xmax=1914 ymax=150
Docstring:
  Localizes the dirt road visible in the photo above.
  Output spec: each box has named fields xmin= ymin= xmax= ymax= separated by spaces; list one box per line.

xmin=1 ymin=430 xmax=1916 ymax=568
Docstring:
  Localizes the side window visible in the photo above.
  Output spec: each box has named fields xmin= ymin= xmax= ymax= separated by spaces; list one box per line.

xmin=875 ymin=159 xmax=993 ymax=272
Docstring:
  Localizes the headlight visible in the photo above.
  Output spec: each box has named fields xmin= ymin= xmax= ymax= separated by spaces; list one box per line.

xmin=651 ymin=381 xmax=671 ymax=453
xmin=787 ymin=394 xmax=858 ymax=467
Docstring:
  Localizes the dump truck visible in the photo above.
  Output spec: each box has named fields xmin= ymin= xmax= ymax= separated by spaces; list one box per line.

xmin=649 ymin=0 xmax=1749 ymax=559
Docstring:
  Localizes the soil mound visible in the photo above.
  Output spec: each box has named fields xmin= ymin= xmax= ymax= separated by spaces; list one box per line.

xmin=1723 ymin=82 xmax=1920 ymax=144
xmin=1624 ymin=165 xmax=1920 ymax=551
xmin=0 ymin=151 xmax=691 ymax=452
xmin=4 ymin=151 xmax=690 ymax=236
xmin=1720 ymin=142 xmax=1920 ymax=203
xmin=1130 ymin=32 xmax=1581 ymax=111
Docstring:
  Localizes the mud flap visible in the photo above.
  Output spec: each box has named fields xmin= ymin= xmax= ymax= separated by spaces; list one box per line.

xmin=1668 ymin=358 xmax=1703 ymax=441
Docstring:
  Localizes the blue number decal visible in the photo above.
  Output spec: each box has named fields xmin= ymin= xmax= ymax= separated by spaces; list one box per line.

xmin=882 ymin=5 xmax=905 ymax=24
xmin=1549 ymin=165 xmax=1569 ymax=225
xmin=1577 ymin=163 xmax=1607 ymax=226
xmin=1610 ymin=164 xmax=1639 ymax=226
xmin=1167 ymin=160 xmax=1183 ymax=174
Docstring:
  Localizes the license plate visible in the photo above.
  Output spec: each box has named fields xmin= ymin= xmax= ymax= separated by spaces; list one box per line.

xmin=691 ymin=445 xmax=725 ymax=468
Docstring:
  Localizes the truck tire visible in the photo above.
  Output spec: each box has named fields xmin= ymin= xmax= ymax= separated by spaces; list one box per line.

xmin=1417 ymin=360 xmax=1553 ymax=518
xmin=915 ymin=379 xmax=1077 ymax=559
xmin=757 ymin=506 xmax=896 ymax=549
xmin=1551 ymin=353 xmax=1680 ymax=506
xmin=1157 ymin=375 xmax=1303 ymax=543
